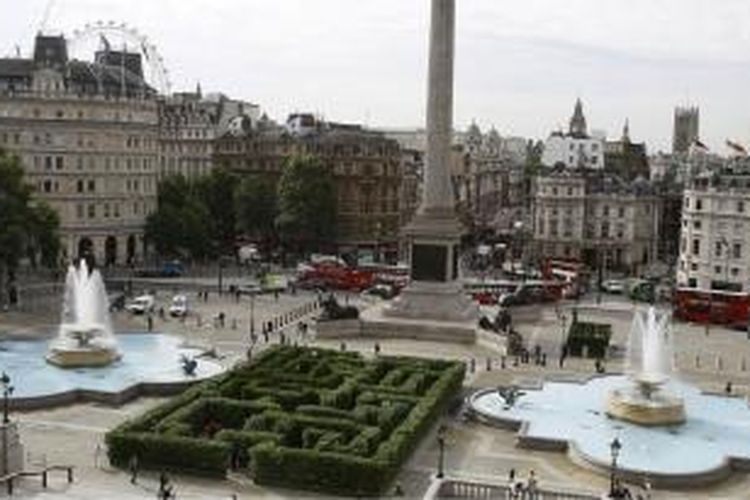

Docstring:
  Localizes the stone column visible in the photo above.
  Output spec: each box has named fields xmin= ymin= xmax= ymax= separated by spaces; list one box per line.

xmin=422 ymin=0 xmax=455 ymax=214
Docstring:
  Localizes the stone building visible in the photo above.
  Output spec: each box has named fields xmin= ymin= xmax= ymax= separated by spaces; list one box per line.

xmin=533 ymin=170 xmax=660 ymax=274
xmin=541 ymin=99 xmax=606 ymax=171
xmin=673 ymin=106 xmax=700 ymax=155
xmin=678 ymin=162 xmax=750 ymax=291
xmin=604 ymin=121 xmax=649 ymax=181
xmin=157 ymin=89 xmax=260 ymax=180
xmin=214 ymin=114 xmax=402 ymax=257
xmin=0 ymin=34 xmax=158 ymax=265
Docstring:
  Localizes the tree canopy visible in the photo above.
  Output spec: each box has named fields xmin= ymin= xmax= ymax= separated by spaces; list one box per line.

xmin=0 ymin=148 xmax=61 ymax=305
xmin=235 ymin=175 xmax=278 ymax=245
xmin=276 ymin=155 xmax=337 ymax=252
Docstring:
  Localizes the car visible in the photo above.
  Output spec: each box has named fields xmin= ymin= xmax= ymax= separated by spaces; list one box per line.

xmin=169 ymin=294 xmax=188 ymax=317
xmin=364 ymin=284 xmax=397 ymax=300
xmin=601 ymin=279 xmax=626 ymax=294
xmin=237 ymin=283 xmax=262 ymax=296
xmin=125 ymin=295 xmax=155 ymax=315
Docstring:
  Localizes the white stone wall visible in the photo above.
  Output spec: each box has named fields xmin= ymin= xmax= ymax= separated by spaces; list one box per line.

xmin=542 ymin=134 xmax=605 ymax=170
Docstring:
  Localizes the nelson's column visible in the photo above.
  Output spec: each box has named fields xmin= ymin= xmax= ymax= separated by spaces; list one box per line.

xmin=364 ymin=0 xmax=478 ymax=343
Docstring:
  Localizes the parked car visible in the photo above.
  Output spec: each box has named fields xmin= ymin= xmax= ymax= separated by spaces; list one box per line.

xmin=364 ymin=284 xmax=397 ymax=300
xmin=237 ymin=283 xmax=262 ymax=296
xmin=601 ymin=279 xmax=626 ymax=294
xmin=169 ymin=294 xmax=188 ymax=317
xmin=125 ymin=295 xmax=155 ymax=314
xmin=135 ymin=261 xmax=184 ymax=278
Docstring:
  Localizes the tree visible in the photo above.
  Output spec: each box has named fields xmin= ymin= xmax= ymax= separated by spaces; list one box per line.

xmin=235 ymin=175 xmax=278 ymax=246
xmin=0 ymin=148 xmax=61 ymax=306
xmin=276 ymin=155 xmax=337 ymax=253
xmin=145 ymin=175 xmax=214 ymax=260
xmin=195 ymin=167 xmax=238 ymax=256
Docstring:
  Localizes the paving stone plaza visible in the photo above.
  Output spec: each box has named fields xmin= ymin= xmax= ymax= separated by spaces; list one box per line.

xmin=3 ymin=285 xmax=750 ymax=498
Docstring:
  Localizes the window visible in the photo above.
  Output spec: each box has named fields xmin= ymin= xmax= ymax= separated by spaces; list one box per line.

xmin=684 ymin=197 xmax=690 ymax=208
xmin=733 ymin=243 xmax=742 ymax=259
xmin=692 ymin=239 xmax=700 ymax=256
xmin=693 ymin=220 xmax=702 ymax=230
xmin=76 ymin=204 xmax=83 ymax=219
xmin=77 ymin=180 xmax=83 ymax=193
xmin=114 ymin=204 xmax=120 ymax=218
xmin=87 ymin=204 xmax=95 ymax=219
xmin=43 ymin=180 xmax=52 ymax=193
xmin=696 ymin=199 xmax=703 ymax=211
xmin=567 ymin=187 xmax=573 ymax=196
xmin=601 ymin=221 xmax=610 ymax=239
xmin=688 ymin=278 xmax=697 ymax=288
xmin=732 ymin=268 xmax=740 ymax=277
xmin=104 ymin=203 xmax=110 ymax=218
xmin=603 ymin=206 xmax=610 ymax=217
xmin=549 ymin=219 xmax=559 ymax=237
xmin=44 ymin=156 xmax=52 ymax=169
xmin=715 ymin=266 xmax=722 ymax=275
xmin=55 ymin=156 xmax=63 ymax=170
xmin=738 ymin=201 xmax=745 ymax=213
xmin=616 ymin=224 xmax=625 ymax=239
xmin=715 ymin=241 xmax=723 ymax=257
xmin=87 ymin=180 xmax=95 ymax=192
xmin=690 ymin=263 xmax=699 ymax=271
xmin=618 ymin=207 xmax=625 ymax=218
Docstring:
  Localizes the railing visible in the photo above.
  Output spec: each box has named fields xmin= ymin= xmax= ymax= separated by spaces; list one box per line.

xmin=0 ymin=465 xmax=74 ymax=495
xmin=431 ymin=477 xmax=600 ymax=500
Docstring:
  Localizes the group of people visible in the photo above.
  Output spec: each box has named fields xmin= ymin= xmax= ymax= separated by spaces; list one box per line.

xmin=507 ymin=468 xmax=538 ymax=498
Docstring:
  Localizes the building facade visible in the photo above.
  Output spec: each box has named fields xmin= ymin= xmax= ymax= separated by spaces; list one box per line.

xmin=541 ymin=100 xmax=605 ymax=170
xmin=0 ymin=35 xmax=158 ymax=265
xmin=673 ymin=106 xmax=700 ymax=155
xmin=214 ymin=114 xmax=402 ymax=256
xmin=678 ymin=165 xmax=750 ymax=291
xmin=533 ymin=171 xmax=660 ymax=273
xmin=158 ymin=89 xmax=260 ymax=180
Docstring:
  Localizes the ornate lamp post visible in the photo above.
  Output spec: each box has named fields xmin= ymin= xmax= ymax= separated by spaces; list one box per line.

xmin=436 ymin=425 xmax=447 ymax=479
xmin=609 ymin=436 xmax=622 ymax=497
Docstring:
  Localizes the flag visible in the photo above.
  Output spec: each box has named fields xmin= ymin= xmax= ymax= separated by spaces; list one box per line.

xmin=726 ymin=139 xmax=747 ymax=156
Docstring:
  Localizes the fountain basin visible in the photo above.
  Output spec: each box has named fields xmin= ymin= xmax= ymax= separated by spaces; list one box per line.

xmin=46 ymin=347 xmax=122 ymax=368
xmin=468 ymin=375 xmax=750 ymax=487
xmin=0 ymin=333 xmax=224 ymax=409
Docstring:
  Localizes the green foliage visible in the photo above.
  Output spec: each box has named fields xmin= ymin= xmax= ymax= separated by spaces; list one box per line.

xmin=276 ymin=155 xmax=337 ymax=252
xmin=0 ymin=149 xmax=61 ymax=304
xmin=106 ymin=346 xmax=463 ymax=497
xmin=566 ymin=321 xmax=613 ymax=358
xmin=235 ymin=175 xmax=278 ymax=243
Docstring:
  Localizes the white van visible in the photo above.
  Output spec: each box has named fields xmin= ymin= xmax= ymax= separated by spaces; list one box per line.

xmin=125 ymin=295 xmax=155 ymax=315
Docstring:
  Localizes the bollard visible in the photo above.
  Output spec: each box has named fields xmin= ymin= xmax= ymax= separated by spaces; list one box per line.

xmin=43 ymin=470 xmax=48 ymax=488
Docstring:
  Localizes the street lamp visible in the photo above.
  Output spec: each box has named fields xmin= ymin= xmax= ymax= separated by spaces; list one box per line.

xmin=513 ymin=221 xmax=524 ymax=281
xmin=609 ymin=437 xmax=622 ymax=497
xmin=1 ymin=372 xmax=13 ymax=424
xmin=436 ymin=425 xmax=447 ymax=479
xmin=250 ymin=292 xmax=256 ymax=336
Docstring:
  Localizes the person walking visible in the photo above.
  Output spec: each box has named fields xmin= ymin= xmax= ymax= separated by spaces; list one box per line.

xmin=128 ymin=454 xmax=139 ymax=484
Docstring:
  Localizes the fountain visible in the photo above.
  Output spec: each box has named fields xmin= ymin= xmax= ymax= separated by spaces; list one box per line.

xmin=606 ymin=307 xmax=685 ymax=426
xmin=46 ymin=259 xmax=122 ymax=367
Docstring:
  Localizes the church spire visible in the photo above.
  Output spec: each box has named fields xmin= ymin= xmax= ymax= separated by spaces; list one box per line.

xmin=569 ymin=98 xmax=588 ymax=138
xmin=622 ymin=118 xmax=630 ymax=142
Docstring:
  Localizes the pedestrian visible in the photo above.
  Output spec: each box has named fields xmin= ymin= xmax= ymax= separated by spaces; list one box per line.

xmin=726 ymin=381 xmax=733 ymax=395
xmin=486 ymin=357 xmax=492 ymax=371
xmin=340 ymin=341 xmax=346 ymax=351
xmin=501 ymin=355 xmax=506 ymax=369
xmin=128 ymin=454 xmax=139 ymax=484
xmin=526 ymin=469 xmax=538 ymax=496
xmin=93 ymin=442 xmax=102 ymax=468
xmin=219 ymin=312 xmax=226 ymax=328
xmin=158 ymin=471 xmax=170 ymax=498
xmin=374 ymin=342 xmax=381 ymax=356
xmin=147 ymin=314 xmax=153 ymax=332
xmin=541 ymin=353 xmax=547 ymax=367
xmin=469 ymin=357 xmax=476 ymax=373
xmin=274 ymin=289 xmax=279 ymax=302
xmin=159 ymin=307 xmax=165 ymax=320
xmin=263 ymin=331 xmax=269 ymax=343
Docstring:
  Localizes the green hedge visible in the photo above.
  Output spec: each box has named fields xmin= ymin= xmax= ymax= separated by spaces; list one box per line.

xmin=106 ymin=346 xmax=465 ymax=497
xmin=106 ymin=432 xmax=230 ymax=476
xmin=566 ymin=321 xmax=612 ymax=358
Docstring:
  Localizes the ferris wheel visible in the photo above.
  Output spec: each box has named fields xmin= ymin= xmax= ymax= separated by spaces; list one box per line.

xmin=67 ymin=21 xmax=172 ymax=95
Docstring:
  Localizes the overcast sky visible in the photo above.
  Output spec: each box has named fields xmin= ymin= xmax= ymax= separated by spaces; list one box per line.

xmin=4 ymin=0 xmax=750 ymax=152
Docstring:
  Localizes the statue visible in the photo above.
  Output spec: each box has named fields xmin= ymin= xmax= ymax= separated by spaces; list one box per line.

xmin=497 ymin=386 xmax=525 ymax=409
xmin=180 ymin=355 xmax=198 ymax=376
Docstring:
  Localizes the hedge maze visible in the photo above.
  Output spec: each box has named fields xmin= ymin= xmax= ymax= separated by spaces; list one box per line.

xmin=106 ymin=346 xmax=465 ymax=496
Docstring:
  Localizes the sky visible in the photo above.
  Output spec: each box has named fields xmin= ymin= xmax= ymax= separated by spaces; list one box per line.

xmin=3 ymin=0 xmax=750 ymax=153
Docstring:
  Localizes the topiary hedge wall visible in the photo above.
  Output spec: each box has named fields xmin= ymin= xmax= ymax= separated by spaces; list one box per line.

xmin=106 ymin=346 xmax=464 ymax=496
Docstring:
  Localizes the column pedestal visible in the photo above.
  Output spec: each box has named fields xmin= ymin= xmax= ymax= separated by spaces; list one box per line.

xmin=0 ymin=422 xmax=24 ymax=476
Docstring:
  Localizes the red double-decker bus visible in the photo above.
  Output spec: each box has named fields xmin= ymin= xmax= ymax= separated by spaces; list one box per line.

xmin=673 ymin=287 xmax=750 ymax=329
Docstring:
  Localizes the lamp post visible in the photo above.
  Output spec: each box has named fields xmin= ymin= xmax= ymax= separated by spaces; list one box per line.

xmin=513 ymin=221 xmax=524 ymax=282
xmin=1 ymin=372 xmax=13 ymax=477
xmin=609 ymin=437 xmax=622 ymax=497
xmin=436 ymin=425 xmax=447 ymax=479
xmin=250 ymin=292 xmax=256 ymax=336
xmin=1 ymin=372 xmax=12 ymax=424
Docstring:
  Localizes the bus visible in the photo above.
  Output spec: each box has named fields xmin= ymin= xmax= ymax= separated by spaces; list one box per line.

xmin=673 ymin=288 xmax=750 ymax=329
xmin=462 ymin=279 xmax=565 ymax=306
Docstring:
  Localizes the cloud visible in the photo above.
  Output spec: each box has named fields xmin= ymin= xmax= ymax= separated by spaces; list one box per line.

xmin=3 ymin=0 xmax=750 ymax=151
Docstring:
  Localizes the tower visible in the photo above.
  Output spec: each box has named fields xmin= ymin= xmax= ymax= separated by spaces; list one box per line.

xmin=672 ymin=106 xmax=699 ymax=155
xmin=569 ymin=98 xmax=588 ymax=138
